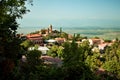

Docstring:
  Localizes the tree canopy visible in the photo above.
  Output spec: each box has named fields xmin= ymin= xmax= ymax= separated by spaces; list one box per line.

xmin=0 ymin=0 xmax=32 ymax=79
xmin=0 ymin=0 xmax=120 ymax=80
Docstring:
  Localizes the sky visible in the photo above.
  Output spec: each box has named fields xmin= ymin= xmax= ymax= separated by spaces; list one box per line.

xmin=18 ymin=0 xmax=120 ymax=28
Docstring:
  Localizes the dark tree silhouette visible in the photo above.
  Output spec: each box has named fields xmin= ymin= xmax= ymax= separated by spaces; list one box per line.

xmin=0 ymin=0 xmax=32 ymax=79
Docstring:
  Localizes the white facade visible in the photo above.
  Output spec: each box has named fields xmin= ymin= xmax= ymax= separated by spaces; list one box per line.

xmin=29 ymin=46 xmax=49 ymax=54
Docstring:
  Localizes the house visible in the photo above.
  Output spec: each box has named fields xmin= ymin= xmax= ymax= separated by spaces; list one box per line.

xmin=41 ymin=55 xmax=62 ymax=67
xmin=38 ymin=46 xmax=49 ymax=55
xmin=45 ymin=39 xmax=56 ymax=43
xmin=98 ymin=43 xmax=107 ymax=50
xmin=26 ymin=33 xmax=43 ymax=45
xmin=29 ymin=46 xmax=49 ymax=55
xmin=89 ymin=38 xmax=104 ymax=46
xmin=55 ymin=38 xmax=66 ymax=44
xmin=68 ymin=34 xmax=73 ymax=39
xmin=82 ymin=39 xmax=88 ymax=42
xmin=98 ymin=42 xmax=113 ymax=54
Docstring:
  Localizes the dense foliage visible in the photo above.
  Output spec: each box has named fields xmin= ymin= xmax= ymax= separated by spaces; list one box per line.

xmin=0 ymin=0 xmax=120 ymax=80
xmin=0 ymin=0 xmax=32 ymax=79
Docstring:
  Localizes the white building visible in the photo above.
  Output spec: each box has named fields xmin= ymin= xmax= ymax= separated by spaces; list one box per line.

xmin=29 ymin=46 xmax=49 ymax=54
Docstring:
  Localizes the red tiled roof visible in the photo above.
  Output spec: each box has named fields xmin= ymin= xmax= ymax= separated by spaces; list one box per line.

xmin=92 ymin=39 xmax=101 ymax=42
xmin=28 ymin=37 xmax=43 ymax=40
xmin=91 ymin=38 xmax=104 ymax=44
xmin=26 ymin=34 xmax=42 ymax=38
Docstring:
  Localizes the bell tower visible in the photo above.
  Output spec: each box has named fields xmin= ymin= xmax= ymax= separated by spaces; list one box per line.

xmin=49 ymin=24 xmax=52 ymax=33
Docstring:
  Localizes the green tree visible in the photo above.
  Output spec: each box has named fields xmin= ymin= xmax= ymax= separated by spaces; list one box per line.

xmin=20 ymin=40 xmax=34 ymax=50
xmin=47 ymin=45 xmax=64 ymax=58
xmin=85 ymin=52 xmax=101 ymax=70
xmin=26 ymin=50 xmax=42 ymax=67
xmin=57 ymin=46 xmax=64 ymax=59
xmin=0 ymin=0 xmax=32 ymax=79
xmin=41 ymin=29 xmax=46 ymax=34
xmin=62 ymin=40 xmax=98 ymax=80
xmin=102 ymin=40 xmax=120 ymax=79
xmin=75 ymin=33 xmax=82 ymax=41
xmin=79 ymin=40 xmax=92 ymax=61
xmin=16 ymin=50 xmax=43 ymax=80
xmin=60 ymin=27 xmax=62 ymax=34
xmin=47 ymin=45 xmax=58 ymax=57
xmin=60 ymin=32 xmax=68 ymax=39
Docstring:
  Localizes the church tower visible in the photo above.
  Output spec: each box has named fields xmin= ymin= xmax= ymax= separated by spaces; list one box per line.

xmin=49 ymin=24 xmax=52 ymax=33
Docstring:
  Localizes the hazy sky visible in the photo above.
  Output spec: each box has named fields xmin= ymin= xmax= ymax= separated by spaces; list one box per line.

xmin=18 ymin=0 xmax=120 ymax=28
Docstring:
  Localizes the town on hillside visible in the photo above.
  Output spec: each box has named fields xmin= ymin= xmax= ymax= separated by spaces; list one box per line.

xmin=2 ymin=24 xmax=120 ymax=80
xmin=1 ymin=0 xmax=120 ymax=79
xmin=18 ymin=24 xmax=118 ymax=66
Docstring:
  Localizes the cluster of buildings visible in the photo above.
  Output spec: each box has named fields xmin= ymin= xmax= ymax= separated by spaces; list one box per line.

xmin=26 ymin=25 xmax=66 ymax=46
xmin=19 ymin=24 xmax=118 ymax=67
xmin=18 ymin=24 xmax=115 ymax=55
xmin=88 ymin=38 xmax=112 ymax=53
xmin=20 ymin=25 xmax=65 ymax=66
xmin=82 ymin=38 xmax=113 ymax=53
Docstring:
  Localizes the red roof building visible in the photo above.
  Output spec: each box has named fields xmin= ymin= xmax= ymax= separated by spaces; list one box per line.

xmin=26 ymin=34 xmax=43 ymax=45
xmin=55 ymin=38 xmax=66 ymax=43
xmin=89 ymin=38 xmax=104 ymax=46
